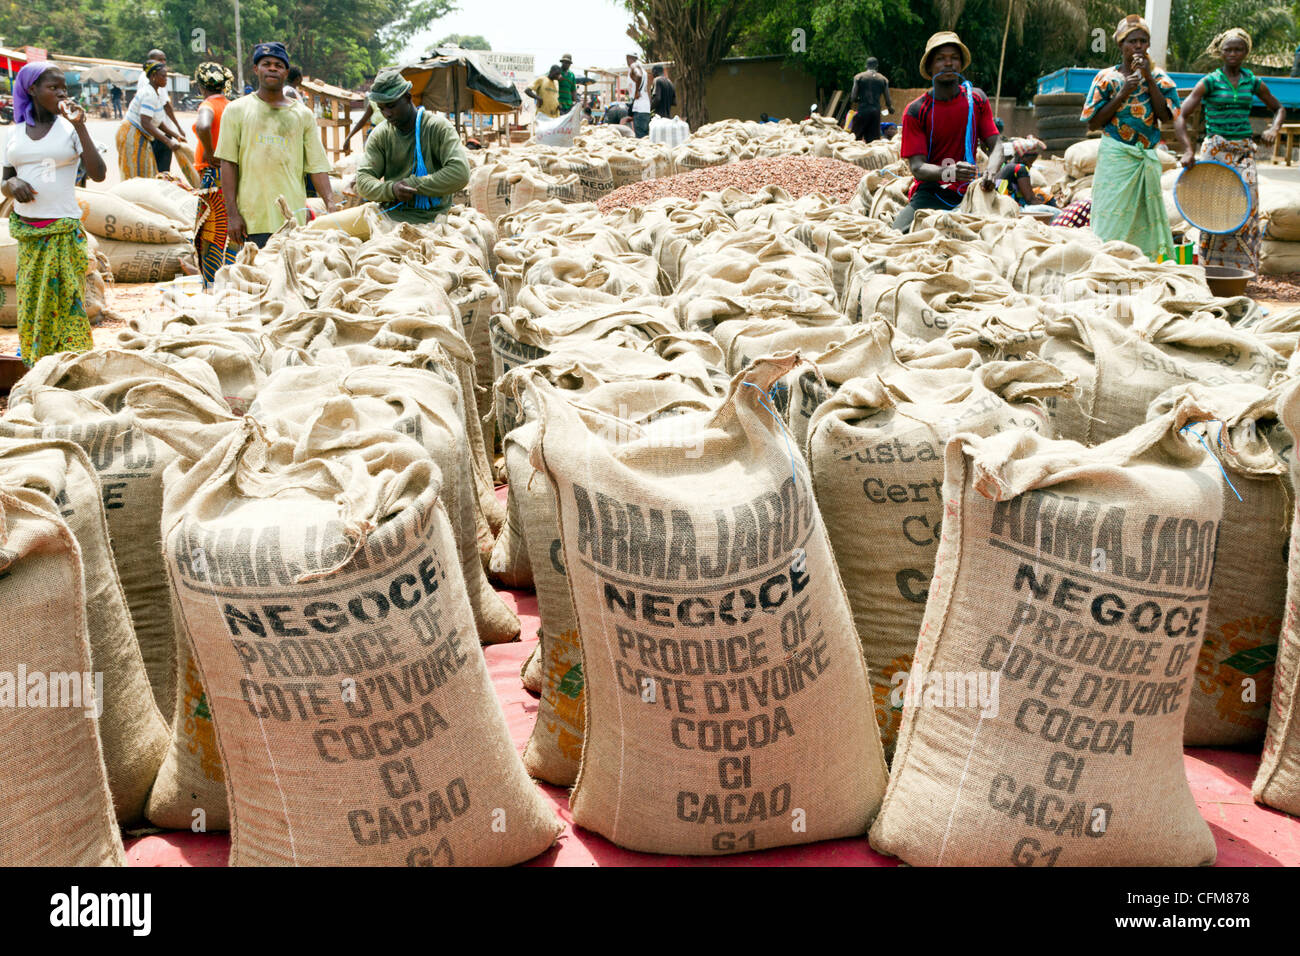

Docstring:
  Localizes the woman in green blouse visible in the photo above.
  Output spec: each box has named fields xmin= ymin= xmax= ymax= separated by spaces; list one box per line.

xmin=1175 ymin=28 xmax=1285 ymax=271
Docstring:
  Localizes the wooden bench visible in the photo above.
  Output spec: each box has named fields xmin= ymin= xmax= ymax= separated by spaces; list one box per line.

xmin=1273 ymin=122 xmax=1300 ymax=165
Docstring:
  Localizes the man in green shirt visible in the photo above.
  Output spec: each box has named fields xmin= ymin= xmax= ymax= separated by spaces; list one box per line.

xmin=556 ymin=54 xmax=592 ymax=112
xmin=217 ymin=41 xmax=338 ymax=248
xmin=354 ymin=69 xmax=471 ymax=224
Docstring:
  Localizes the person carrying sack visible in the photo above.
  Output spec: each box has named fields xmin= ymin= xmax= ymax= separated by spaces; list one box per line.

xmin=893 ymin=32 xmax=1002 ymax=233
xmin=1081 ymin=14 xmax=1191 ymax=260
xmin=354 ymin=69 xmax=470 ymax=224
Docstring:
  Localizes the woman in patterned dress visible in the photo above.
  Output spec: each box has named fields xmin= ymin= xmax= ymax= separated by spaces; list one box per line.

xmin=1175 ymin=29 xmax=1285 ymax=272
xmin=1080 ymin=14 xmax=1192 ymax=259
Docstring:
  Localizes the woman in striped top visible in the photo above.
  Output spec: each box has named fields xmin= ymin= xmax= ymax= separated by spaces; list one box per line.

xmin=1175 ymin=28 xmax=1285 ymax=271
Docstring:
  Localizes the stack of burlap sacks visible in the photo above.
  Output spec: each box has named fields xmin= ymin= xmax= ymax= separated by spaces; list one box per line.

xmin=0 ymin=202 xmax=567 ymax=866
xmin=465 ymin=117 xmax=900 ymax=220
xmin=7 ymin=162 xmax=1300 ymax=866
xmin=468 ymin=174 xmax=1300 ymax=863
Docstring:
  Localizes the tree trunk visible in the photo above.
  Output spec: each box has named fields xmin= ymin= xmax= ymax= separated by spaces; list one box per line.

xmin=678 ymin=70 xmax=709 ymax=130
xmin=994 ymin=0 xmax=1013 ymax=119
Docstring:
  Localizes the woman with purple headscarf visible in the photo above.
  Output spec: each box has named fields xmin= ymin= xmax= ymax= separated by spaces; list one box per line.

xmin=1 ymin=61 xmax=106 ymax=365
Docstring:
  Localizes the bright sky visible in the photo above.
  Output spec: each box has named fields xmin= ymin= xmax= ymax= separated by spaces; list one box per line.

xmin=400 ymin=0 xmax=638 ymax=76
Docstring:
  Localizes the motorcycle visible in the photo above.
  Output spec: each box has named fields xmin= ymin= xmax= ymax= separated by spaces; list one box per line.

xmin=0 ymin=94 xmax=13 ymax=125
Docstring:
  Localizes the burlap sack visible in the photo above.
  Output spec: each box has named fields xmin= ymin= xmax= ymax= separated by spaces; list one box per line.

xmin=3 ymin=350 xmax=229 ymax=718
xmin=1252 ymin=377 xmax=1300 ymax=817
xmin=111 ymin=328 xmax=272 ymax=415
xmin=532 ymin=355 xmax=888 ymax=853
xmin=808 ymin=361 xmax=1073 ymax=757
xmin=109 ymin=176 xmax=199 ymax=230
xmin=787 ymin=322 xmax=982 ymax=450
xmin=96 ymin=238 xmax=193 ymax=282
xmin=540 ymin=153 xmax=615 ymax=203
xmin=869 ymin=415 xmax=1223 ymax=866
xmin=246 ymin=365 xmax=519 ymax=644
xmin=161 ymin=417 xmax=561 ymax=864
xmin=469 ymin=162 xmax=528 ymax=223
xmin=1148 ymin=384 xmax=1289 ymax=748
xmin=521 ymin=643 xmax=544 ymax=693
xmin=77 ymin=188 xmax=188 ymax=243
xmin=0 ymin=438 xmax=170 ymax=823
xmin=1042 ymin=312 xmax=1288 ymax=446
xmin=0 ymin=490 xmax=125 ymax=866
xmin=508 ymin=378 xmax=721 ymax=787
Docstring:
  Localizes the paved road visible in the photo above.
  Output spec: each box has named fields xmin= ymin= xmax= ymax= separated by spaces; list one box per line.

xmin=78 ymin=113 xmax=199 ymax=190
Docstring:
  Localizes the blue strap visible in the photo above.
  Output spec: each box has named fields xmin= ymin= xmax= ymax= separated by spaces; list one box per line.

xmin=397 ymin=106 xmax=440 ymax=212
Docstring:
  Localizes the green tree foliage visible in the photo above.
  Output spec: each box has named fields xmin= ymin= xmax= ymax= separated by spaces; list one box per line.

xmin=437 ymin=33 xmax=491 ymax=49
xmin=735 ymin=0 xmax=1292 ymax=105
xmin=0 ymin=0 xmax=456 ymax=87
xmin=1167 ymin=0 xmax=1293 ymax=71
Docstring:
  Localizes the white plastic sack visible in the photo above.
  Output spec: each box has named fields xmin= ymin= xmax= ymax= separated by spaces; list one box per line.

xmin=649 ymin=115 xmax=690 ymax=147
xmin=535 ymin=104 xmax=583 ymax=148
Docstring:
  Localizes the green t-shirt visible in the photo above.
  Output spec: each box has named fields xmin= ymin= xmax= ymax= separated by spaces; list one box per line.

xmin=354 ymin=109 xmax=470 ymax=223
xmin=214 ymin=95 xmax=331 ymax=233
xmin=1201 ymin=68 xmax=1259 ymax=141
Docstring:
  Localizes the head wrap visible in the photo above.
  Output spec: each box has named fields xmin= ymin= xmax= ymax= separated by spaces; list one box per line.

xmin=12 ymin=61 xmax=55 ymax=127
xmin=1207 ymin=28 xmax=1252 ymax=59
xmin=194 ymin=61 xmax=235 ymax=96
xmin=368 ymin=69 xmax=413 ymax=103
xmin=1012 ymin=136 xmax=1046 ymax=158
xmin=252 ymin=41 xmax=290 ymax=67
xmin=144 ymin=60 xmax=167 ymax=79
xmin=1114 ymin=15 xmax=1151 ymax=44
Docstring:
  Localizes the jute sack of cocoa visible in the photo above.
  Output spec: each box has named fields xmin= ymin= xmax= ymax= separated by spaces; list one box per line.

xmin=511 ymin=170 xmax=583 ymax=209
xmin=520 ymin=643 xmax=544 ymax=692
xmin=808 ymin=361 xmax=1073 ymax=757
xmin=506 ymin=376 xmax=721 ymax=786
xmin=671 ymin=140 xmax=734 ymax=171
xmin=76 ymin=188 xmax=188 ymax=244
xmin=675 ymin=290 xmax=843 ymax=336
xmin=539 ymin=152 xmax=615 ymax=203
xmin=1147 ymin=384 xmax=1289 ymax=748
xmin=869 ymin=414 xmax=1223 ymax=866
xmin=787 ymin=322 xmax=983 ymax=450
xmin=246 ymin=365 xmax=519 ymax=644
xmin=0 ymin=438 xmax=170 ymax=824
xmin=674 ymin=228 xmax=836 ymax=307
xmin=96 ymin=238 xmax=193 ymax=283
xmin=109 ymin=176 xmax=200 ymax=230
xmin=0 ymin=490 xmax=125 ymax=866
xmin=157 ymin=414 xmax=561 ymax=864
xmin=4 ymin=350 xmax=229 ymax=718
xmin=110 ymin=328 xmax=273 ymax=415
xmin=469 ymin=162 xmax=528 ymax=223
xmin=522 ymin=250 xmax=665 ymax=299
xmin=1041 ymin=312 xmax=1288 ymax=446
xmin=1253 ymin=377 xmax=1300 ymax=816
xmin=531 ymin=355 xmax=888 ymax=853
xmin=271 ymin=338 xmax=504 ymax=561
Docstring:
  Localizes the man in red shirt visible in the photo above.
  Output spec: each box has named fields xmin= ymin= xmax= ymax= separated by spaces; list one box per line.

xmin=893 ymin=31 xmax=1003 ymax=232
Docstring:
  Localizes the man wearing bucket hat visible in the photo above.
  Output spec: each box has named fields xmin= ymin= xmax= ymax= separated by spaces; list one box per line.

xmin=355 ymin=68 xmax=470 ymax=224
xmin=216 ymin=41 xmax=338 ymax=248
xmin=892 ymin=31 xmax=1002 ymax=233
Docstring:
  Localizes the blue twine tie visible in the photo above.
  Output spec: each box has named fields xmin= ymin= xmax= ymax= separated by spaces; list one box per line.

xmin=742 ymin=380 xmax=798 ymax=491
xmin=1180 ymin=422 xmax=1242 ymax=502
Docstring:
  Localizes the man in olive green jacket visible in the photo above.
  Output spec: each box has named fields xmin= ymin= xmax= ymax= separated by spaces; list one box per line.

xmin=355 ymin=69 xmax=470 ymax=223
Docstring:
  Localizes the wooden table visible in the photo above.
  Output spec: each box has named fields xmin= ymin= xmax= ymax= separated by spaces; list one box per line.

xmin=1273 ymin=122 xmax=1300 ymax=165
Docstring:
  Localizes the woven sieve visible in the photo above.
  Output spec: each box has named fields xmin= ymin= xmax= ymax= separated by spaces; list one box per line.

xmin=1173 ymin=160 xmax=1251 ymax=235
